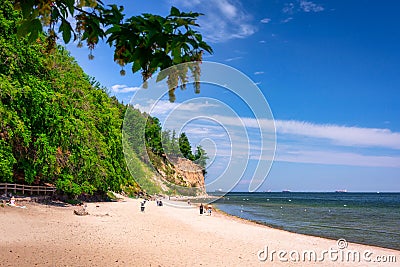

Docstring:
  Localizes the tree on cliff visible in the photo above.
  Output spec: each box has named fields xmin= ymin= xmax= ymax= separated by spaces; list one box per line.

xmin=194 ymin=145 xmax=208 ymax=169
xmin=13 ymin=0 xmax=213 ymax=100
xmin=144 ymin=116 xmax=163 ymax=155
xmin=179 ymin=133 xmax=194 ymax=160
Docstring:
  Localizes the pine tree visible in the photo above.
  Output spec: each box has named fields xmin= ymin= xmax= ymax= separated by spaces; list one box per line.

xmin=178 ymin=133 xmax=194 ymax=160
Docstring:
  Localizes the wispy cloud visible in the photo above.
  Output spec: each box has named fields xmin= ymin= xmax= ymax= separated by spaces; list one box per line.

xmin=260 ymin=18 xmax=271 ymax=24
xmin=130 ymin=96 xmax=400 ymax=168
xmin=111 ymin=84 xmax=140 ymax=93
xmin=274 ymin=120 xmax=400 ymax=149
xmin=299 ymin=0 xmax=324 ymax=12
xmin=282 ymin=1 xmax=324 ymax=14
xmin=207 ymin=114 xmax=400 ymax=167
xmin=276 ymin=148 xmax=400 ymax=168
xmin=282 ymin=3 xmax=295 ymax=14
xmin=281 ymin=17 xmax=293 ymax=23
xmin=133 ymin=99 xmax=218 ymax=115
xmin=225 ymin=56 xmax=243 ymax=62
xmin=170 ymin=0 xmax=257 ymax=42
xmin=213 ymin=115 xmax=400 ymax=150
xmin=254 ymin=71 xmax=264 ymax=75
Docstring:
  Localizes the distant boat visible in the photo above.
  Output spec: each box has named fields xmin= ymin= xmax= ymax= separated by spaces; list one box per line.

xmin=282 ymin=189 xmax=291 ymax=193
xmin=335 ymin=189 xmax=347 ymax=193
xmin=214 ymin=189 xmax=226 ymax=194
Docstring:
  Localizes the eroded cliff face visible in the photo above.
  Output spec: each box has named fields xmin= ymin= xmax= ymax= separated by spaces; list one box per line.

xmin=155 ymin=156 xmax=206 ymax=196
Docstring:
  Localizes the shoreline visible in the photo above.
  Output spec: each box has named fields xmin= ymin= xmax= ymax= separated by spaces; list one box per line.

xmin=1 ymin=197 xmax=399 ymax=266
xmin=170 ymin=196 xmax=400 ymax=252
xmin=212 ymin=205 xmax=399 ymax=252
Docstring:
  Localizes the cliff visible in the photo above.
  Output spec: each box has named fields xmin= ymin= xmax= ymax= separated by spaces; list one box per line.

xmin=154 ymin=156 xmax=206 ymax=196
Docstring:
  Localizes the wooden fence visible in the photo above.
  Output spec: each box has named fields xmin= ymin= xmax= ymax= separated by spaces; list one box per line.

xmin=0 ymin=183 xmax=56 ymax=195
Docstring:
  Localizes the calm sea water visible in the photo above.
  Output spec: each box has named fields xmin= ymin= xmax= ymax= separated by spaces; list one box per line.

xmin=213 ymin=192 xmax=400 ymax=250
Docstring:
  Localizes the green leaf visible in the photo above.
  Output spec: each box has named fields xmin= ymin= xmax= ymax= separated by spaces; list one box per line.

xmin=59 ymin=20 xmax=72 ymax=43
xmin=156 ymin=69 xmax=169 ymax=82
xmin=170 ymin=6 xmax=180 ymax=16
xmin=105 ymin=25 xmax=121 ymax=34
xmin=132 ymin=60 xmax=141 ymax=73
xmin=172 ymin=47 xmax=182 ymax=63
xmin=31 ymin=18 xmax=42 ymax=38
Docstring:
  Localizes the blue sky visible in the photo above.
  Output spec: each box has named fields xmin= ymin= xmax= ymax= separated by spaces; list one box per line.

xmin=66 ymin=0 xmax=400 ymax=192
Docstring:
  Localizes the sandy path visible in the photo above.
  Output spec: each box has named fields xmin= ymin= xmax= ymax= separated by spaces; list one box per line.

xmin=0 ymin=197 xmax=398 ymax=266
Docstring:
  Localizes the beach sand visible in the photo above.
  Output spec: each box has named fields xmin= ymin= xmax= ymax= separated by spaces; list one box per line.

xmin=0 ymin=197 xmax=398 ymax=266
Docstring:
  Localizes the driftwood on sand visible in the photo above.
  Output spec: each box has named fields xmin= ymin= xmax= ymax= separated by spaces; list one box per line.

xmin=73 ymin=209 xmax=89 ymax=216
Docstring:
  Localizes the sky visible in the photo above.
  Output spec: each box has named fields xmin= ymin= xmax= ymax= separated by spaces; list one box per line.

xmin=65 ymin=0 xmax=400 ymax=192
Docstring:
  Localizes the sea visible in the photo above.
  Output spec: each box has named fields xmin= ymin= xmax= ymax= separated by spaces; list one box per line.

xmin=212 ymin=192 xmax=400 ymax=251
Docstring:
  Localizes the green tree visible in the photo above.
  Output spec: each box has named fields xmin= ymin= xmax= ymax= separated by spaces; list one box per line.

xmin=194 ymin=145 xmax=208 ymax=169
xmin=170 ymin=130 xmax=180 ymax=156
xmin=178 ymin=132 xmax=194 ymax=160
xmin=123 ymin=106 xmax=146 ymax=158
xmin=0 ymin=1 xmax=142 ymax=196
xmin=144 ymin=116 xmax=163 ymax=155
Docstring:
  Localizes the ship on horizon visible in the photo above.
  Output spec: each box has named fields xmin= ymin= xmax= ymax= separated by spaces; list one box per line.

xmin=335 ymin=189 xmax=347 ymax=193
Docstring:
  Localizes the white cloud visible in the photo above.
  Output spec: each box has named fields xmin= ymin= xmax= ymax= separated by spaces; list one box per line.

xmin=133 ymin=99 xmax=218 ymax=116
xmin=282 ymin=3 xmax=295 ymax=14
xmin=111 ymin=84 xmax=140 ymax=93
xmin=260 ymin=18 xmax=271 ymax=24
xmin=170 ymin=0 xmax=256 ymax=42
xmin=276 ymin=149 xmax=400 ymax=168
xmin=212 ymin=115 xmax=400 ymax=150
xmin=254 ymin=71 xmax=264 ymax=75
xmin=281 ymin=17 xmax=293 ymax=23
xmin=216 ymin=0 xmax=238 ymax=18
xmin=299 ymin=0 xmax=324 ymax=12
xmin=282 ymin=1 xmax=324 ymax=15
xmin=225 ymin=56 xmax=243 ymax=62
xmin=274 ymin=120 xmax=400 ymax=149
xmin=129 ymin=96 xmax=400 ymax=168
xmin=207 ymin=115 xmax=400 ymax=168
xmin=259 ymin=40 xmax=266 ymax=43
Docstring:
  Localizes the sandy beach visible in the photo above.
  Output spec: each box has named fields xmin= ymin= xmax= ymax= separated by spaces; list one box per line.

xmin=0 ymin=197 xmax=398 ymax=266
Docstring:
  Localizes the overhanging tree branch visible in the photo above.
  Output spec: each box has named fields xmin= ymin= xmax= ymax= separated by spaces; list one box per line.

xmin=13 ymin=0 xmax=213 ymax=101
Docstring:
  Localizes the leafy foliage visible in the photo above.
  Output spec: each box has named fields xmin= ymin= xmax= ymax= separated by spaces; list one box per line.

xmin=0 ymin=2 xmax=207 ymax=196
xmin=0 ymin=2 xmax=145 ymax=196
xmin=13 ymin=0 xmax=213 ymax=89
xmin=194 ymin=145 xmax=208 ymax=170
xmin=141 ymin=114 xmax=207 ymax=164
xmin=178 ymin=132 xmax=194 ymax=160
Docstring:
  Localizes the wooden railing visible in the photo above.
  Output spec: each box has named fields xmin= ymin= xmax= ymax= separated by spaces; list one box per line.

xmin=0 ymin=183 xmax=56 ymax=195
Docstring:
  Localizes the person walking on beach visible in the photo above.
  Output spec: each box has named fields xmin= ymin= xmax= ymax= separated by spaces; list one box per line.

xmin=140 ymin=201 xmax=145 ymax=212
xmin=200 ymin=203 xmax=204 ymax=215
xmin=207 ymin=205 xmax=212 ymax=216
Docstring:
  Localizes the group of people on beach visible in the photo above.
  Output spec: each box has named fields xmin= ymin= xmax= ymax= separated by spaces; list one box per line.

xmin=199 ymin=203 xmax=212 ymax=216
xmin=139 ymin=198 xmax=212 ymax=216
